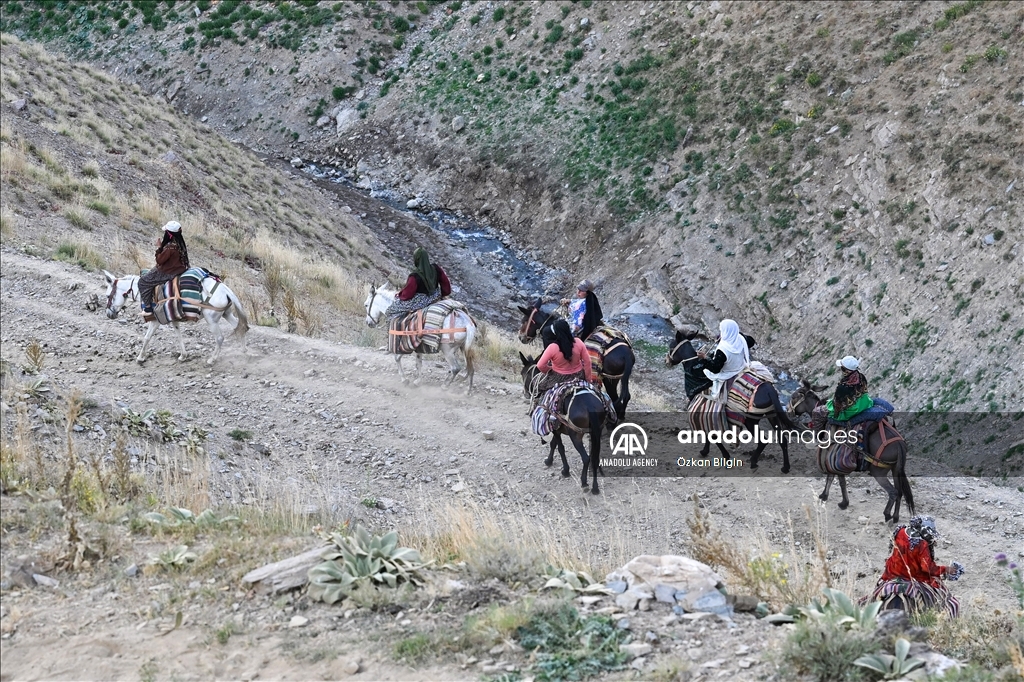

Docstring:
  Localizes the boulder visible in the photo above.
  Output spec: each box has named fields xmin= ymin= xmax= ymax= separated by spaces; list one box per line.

xmin=606 ymin=555 xmax=724 ymax=595
xmin=335 ymin=108 xmax=359 ymax=135
xmin=452 ymin=115 xmax=466 ymax=132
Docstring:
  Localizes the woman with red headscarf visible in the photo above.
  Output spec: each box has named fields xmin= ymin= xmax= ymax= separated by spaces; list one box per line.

xmin=864 ymin=516 xmax=964 ymax=618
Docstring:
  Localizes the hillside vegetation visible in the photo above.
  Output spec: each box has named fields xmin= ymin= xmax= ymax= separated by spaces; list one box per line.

xmin=2 ymin=1 xmax=1023 ymax=408
xmin=0 ymin=32 xmax=395 ymax=339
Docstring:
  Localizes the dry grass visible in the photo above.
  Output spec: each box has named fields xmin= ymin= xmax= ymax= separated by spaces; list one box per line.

xmin=0 ymin=138 xmax=28 ymax=182
xmin=476 ymin=322 xmax=534 ymax=369
xmin=687 ymin=493 xmax=841 ymax=608
xmin=399 ymin=486 xmax=678 ymax=577
xmin=0 ymin=205 xmax=15 ymax=238
xmin=137 ymin=190 xmax=163 ymax=226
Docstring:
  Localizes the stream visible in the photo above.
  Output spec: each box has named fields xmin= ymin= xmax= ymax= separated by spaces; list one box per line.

xmin=299 ymin=162 xmax=800 ymax=401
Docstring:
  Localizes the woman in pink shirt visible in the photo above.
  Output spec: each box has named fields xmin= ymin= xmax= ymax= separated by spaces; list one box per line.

xmin=534 ymin=320 xmax=594 ymax=402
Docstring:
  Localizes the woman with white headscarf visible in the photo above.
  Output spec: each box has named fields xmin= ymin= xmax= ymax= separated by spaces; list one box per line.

xmin=695 ymin=319 xmax=750 ymax=404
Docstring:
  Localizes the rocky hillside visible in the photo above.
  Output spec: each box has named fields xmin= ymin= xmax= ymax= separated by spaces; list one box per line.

xmin=3 ymin=0 xmax=1022 ymax=409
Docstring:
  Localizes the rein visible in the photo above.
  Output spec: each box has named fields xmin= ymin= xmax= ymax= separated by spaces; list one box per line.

xmin=107 ymin=278 xmax=137 ymax=311
xmin=520 ymin=305 xmax=557 ymax=342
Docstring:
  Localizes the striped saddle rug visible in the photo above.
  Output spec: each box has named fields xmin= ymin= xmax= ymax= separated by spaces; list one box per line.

xmin=725 ymin=364 xmax=776 ymax=415
xmin=145 ymin=268 xmax=213 ymax=325
xmin=584 ymin=325 xmax=632 ymax=378
xmin=388 ymin=300 xmax=469 ymax=355
xmin=688 ymin=394 xmax=746 ymax=433
xmin=817 ymin=424 xmax=864 ymax=475
xmin=531 ymin=380 xmax=595 ymax=437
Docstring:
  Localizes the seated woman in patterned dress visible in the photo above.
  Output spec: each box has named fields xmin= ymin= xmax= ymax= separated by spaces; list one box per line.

xmin=864 ymin=515 xmax=964 ymax=618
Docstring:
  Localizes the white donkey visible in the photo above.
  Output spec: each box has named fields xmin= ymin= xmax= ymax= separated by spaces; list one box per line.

xmin=364 ymin=284 xmax=476 ymax=392
xmin=102 ymin=270 xmax=249 ymax=365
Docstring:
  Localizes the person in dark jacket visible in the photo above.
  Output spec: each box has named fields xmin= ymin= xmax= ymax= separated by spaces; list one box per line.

xmin=385 ymin=247 xmax=452 ymax=317
xmin=139 ymin=221 xmax=189 ymax=312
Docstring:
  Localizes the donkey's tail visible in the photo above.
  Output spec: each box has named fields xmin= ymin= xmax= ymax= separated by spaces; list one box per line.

xmin=226 ymin=286 xmax=250 ymax=342
xmin=895 ymin=440 xmax=914 ymax=517
xmin=462 ymin=312 xmax=476 ymax=359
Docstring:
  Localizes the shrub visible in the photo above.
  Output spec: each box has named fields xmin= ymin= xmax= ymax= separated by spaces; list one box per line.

xmin=307 ymin=525 xmax=427 ymax=604
xmin=780 ymin=610 xmax=877 ymax=681
xmin=806 ymin=72 xmax=823 ymax=88
xmin=465 ymin=535 xmax=546 ymax=585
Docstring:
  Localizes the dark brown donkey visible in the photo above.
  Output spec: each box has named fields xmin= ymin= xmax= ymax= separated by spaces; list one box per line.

xmin=517 ymin=299 xmax=634 ymax=422
xmin=788 ymin=380 xmax=914 ymax=523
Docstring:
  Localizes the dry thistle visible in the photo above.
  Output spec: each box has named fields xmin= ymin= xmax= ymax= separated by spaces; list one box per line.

xmin=24 ymin=339 xmax=44 ymax=373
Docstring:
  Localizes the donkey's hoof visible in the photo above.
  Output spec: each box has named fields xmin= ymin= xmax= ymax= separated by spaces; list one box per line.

xmin=561 ymin=468 xmax=570 ymax=478
xmin=818 ymin=493 xmax=828 ymax=502
xmin=838 ymin=500 xmax=849 ymax=510
xmin=590 ymin=488 xmax=600 ymax=495
xmin=781 ymin=465 xmax=791 ymax=474
xmin=136 ymin=357 xmax=146 ymax=364
xmin=544 ymin=458 xmax=554 ymax=467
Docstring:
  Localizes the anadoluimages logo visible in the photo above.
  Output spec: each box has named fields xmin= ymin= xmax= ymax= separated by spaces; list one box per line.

xmin=609 ymin=423 xmax=648 ymax=456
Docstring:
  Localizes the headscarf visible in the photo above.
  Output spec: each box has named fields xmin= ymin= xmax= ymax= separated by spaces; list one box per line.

xmin=413 ymin=247 xmax=438 ymax=292
xmin=552 ymin=319 xmax=574 ymax=362
xmin=160 ymin=224 xmax=190 ymax=268
xmin=717 ymin=320 xmax=748 ymax=360
xmin=581 ymin=290 xmax=603 ymax=339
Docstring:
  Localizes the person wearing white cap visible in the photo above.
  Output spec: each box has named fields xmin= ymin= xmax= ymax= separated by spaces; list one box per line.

xmin=561 ymin=279 xmax=604 ymax=341
xmin=139 ymin=220 xmax=190 ymax=313
xmin=827 ymin=355 xmax=872 ymax=421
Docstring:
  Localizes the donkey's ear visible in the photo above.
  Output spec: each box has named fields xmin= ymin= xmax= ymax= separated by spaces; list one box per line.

xmin=801 ymin=378 xmax=811 ymax=389
xmin=674 ymin=329 xmax=684 ymax=341
xmin=518 ymin=305 xmax=530 ymax=315
xmin=532 ymin=297 xmax=543 ymax=308
xmin=102 ymin=269 xmax=115 ymax=284
xmin=519 ymin=352 xmax=529 ymax=366
xmin=812 ymin=383 xmax=829 ymax=393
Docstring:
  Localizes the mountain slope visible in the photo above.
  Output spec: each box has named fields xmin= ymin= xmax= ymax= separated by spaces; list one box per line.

xmin=2 ymin=1 xmax=1022 ymax=408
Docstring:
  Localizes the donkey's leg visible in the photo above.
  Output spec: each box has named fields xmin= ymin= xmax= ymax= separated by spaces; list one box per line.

xmin=554 ymin=432 xmax=570 ymax=477
xmin=173 ymin=322 xmax=186 ymax=361
xmin=413 ymin=354 xmax=423 ymax=386
xmin=837 ymin=475 xmax=850 ymax=510
xmin=395 ymin=354 xmax=408 ymax=383
xmin=819 ymin=474 xmax=835 ymax=502
xmin=874 ymin=467 xmax=899 ymax=523
xmin=441 ymin=344 xmax=460 ymax=386
xmin=464 ymin=346 xmax=475 ymax=395
xmin=568 ymin=431 xmax=591 ymax=490
xmin=137 ymin=321 xmax=159 ymax=363
xmin=206 ymin=314 xmax=224 ymax=365
xmin=544 ymin=438 xmax=556 ymax=467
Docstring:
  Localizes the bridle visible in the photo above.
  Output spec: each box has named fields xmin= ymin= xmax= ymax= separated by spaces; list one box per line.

xmin=106 ymin=277 xmax=137 ymax=312
xmin=365 ymin=288 xmax=383 ymax=326
xmin=519 ymin=305 xmax=557 ymax=343
xmin=666 ymin=337 xmax=709 ymax=367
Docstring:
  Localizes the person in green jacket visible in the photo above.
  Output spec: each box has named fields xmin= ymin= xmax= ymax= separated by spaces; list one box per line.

xmin=827 ymin=355 xmax=874 ymax=421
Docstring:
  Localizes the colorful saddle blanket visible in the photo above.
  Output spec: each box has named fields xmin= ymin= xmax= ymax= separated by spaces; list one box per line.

xmin=817 ymin=424 xmax=866 ymax=475
xmin=725 ymin=365 xmax=775 ymax=415
xmin=687 ymin=394 xmax=746 ymax=433
xmin=816 ymin=418 xmax=903 ymax=475
xmin=146 ymin=268 xmax=212 ymax=325
xmin=387 ymin=300 xmax=469 ymax=355
xmin=531 ymin=379 xmax=598 ymax=437
xmin=584 ymin=325 xmax=632 ymax=378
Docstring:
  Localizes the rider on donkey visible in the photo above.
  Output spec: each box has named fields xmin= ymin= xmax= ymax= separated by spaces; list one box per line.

xmin=562 ymin=279 xmax=603 ymax=341
xmin=694 ymin=319 xmax=750 ymax=405
xmin=533 ymin=320 xmax=594 ymax=404
xmin=864 ymin=515 xmax=964 ymax=618
xmin=385 ymin=247 xmax=451 ymax=318
xmin=139 ymin=221 xmax=189 ymax=314
xmin=827 ymin=355 xmax=894 ymax=440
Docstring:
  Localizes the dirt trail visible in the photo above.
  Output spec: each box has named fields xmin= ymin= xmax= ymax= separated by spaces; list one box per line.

xmin=1 ymin=247 xmax=1022 ymax=680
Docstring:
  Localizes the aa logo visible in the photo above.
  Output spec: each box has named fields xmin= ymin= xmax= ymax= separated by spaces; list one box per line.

xmin=609 ymin=423 xmax=648 ymax=457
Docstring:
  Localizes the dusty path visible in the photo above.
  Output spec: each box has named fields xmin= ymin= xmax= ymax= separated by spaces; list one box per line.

xmin=1 ymin=247 xmax=1022 ymax=680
